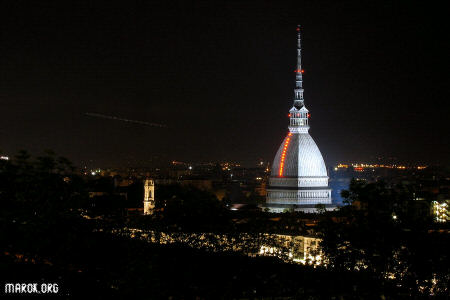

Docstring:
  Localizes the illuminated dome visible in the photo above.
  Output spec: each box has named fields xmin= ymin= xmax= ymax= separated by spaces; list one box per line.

xmin=264 ymin=25 xmax=334 ymax=213
xmin=271 ymin=133 xmax=327 ymax=178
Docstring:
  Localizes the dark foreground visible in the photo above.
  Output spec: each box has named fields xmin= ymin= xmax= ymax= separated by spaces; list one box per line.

xmin=2 ymin=229 xmax=404 ymax=299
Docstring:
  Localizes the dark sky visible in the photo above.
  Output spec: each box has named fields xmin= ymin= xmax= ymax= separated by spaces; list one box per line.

xmin=1 ymin=1 xmax=448 ymax=167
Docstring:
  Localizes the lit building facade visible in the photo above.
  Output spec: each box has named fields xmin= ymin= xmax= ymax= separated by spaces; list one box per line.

xmin=265 ymin=26 xmax=334 ymax=213
xmin=432 ymin=200 xmax=449 ymax=223
xmin=143 ymin=178 xmax=155 ymax=215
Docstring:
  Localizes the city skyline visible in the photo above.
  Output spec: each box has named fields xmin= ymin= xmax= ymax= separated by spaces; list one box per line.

xmin=1 ymin=1 xmax=448 ymax=167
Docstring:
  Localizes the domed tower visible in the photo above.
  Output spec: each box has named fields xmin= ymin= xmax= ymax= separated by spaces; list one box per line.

xmin=265 ymin=26 xmax=334 ymax=213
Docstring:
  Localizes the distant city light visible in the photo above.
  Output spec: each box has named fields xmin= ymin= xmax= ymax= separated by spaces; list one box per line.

xmin=0 ymin=156 xmax=9 ymax=160
xmin=220 ymin=162 xmax=241 ymax=171
xmin=334 ymin=163 xmax=428 ymax=171
xmin=91 ymin=172 xmax=96 ymax=176
xmin=432 ymin=201 xmax=449 ymax=223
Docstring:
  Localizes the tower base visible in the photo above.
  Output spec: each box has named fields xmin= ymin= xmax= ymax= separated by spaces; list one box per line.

xmin=260 ymin=203 xmax=337 ymax=213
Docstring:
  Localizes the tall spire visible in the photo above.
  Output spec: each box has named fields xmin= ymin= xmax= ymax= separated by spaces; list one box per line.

xmin=289 ymin=25 xmax=309 ymax=134
xmin=294 ymin=25 xmax=304 ymax=109
xmin=297 ymin=25 xmax=302 ymax=73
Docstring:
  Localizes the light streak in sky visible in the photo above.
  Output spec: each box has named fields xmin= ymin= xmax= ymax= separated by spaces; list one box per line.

xmin=85 ymin=113 xmax=167 ymax=128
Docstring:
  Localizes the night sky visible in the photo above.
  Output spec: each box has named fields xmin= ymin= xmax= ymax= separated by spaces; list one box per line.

xmin=1 ymin=1 xmax=448 ymax=167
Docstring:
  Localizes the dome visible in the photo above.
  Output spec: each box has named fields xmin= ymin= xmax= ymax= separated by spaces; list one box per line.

xmin=263 ymin=26 xmax=334 ymax=213
xmin=270 ymin=132 xmax=328 ymax=178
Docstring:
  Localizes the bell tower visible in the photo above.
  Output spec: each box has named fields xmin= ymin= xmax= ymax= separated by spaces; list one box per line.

xmin=143 ymin=178 xmax=155 ymax=215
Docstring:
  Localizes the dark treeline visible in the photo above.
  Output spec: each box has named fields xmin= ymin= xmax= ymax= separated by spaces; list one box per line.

xmin=318 ymin=179 xmax=449 ymax=296
xmin=133 ymin=183 xmax=316 ymax=235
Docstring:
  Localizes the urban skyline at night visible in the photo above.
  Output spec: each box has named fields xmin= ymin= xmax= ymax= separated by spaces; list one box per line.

xmin=1 ymin=1 xmax=448 ymax=298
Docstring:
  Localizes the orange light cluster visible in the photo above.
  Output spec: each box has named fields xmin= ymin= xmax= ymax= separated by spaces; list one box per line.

xmin=279 ymin=133 xmax=292 ymax=177
xmin=337 ymin=164 xmax=349 ymax=168
xmin=342 ymin=163 xmax=427 ymax=171
xmin=294 ymin=69 xmax=305 ymax=73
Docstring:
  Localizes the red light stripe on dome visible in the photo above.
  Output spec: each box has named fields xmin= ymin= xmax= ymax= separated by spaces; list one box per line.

xmin=279 ymin=133 xmax=292 ymax=177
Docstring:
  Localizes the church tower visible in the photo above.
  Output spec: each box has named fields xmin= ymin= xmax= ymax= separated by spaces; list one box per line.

xmin=143 ymin=178 xmax=155 ymax=215
xmin=265 ymin=26 xmax=334 ymax=213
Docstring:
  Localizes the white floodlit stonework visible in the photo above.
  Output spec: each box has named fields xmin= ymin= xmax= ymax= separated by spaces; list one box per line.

xmin=265 ymin=26 xmax=334 ymax=213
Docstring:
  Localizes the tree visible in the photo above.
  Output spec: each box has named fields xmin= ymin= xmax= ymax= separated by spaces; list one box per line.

xmin=150 ymin=184 xmax=229 ymax=232
xmin=318 ymin=179 xmax=449 ymax=296
xmin=314 ymin=203 xmax=326 ymax=214
xmin=0 ymin=150 xmax=88 ymax=215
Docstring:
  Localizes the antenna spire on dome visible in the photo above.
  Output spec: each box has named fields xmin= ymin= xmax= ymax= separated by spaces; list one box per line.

xmin=289 ymin=25 xmax=309 ymax=133
xmin=297 ymin=25 xmax=302 ymax=72
xmin=292 ymin=25 xmax=305 ymax=110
